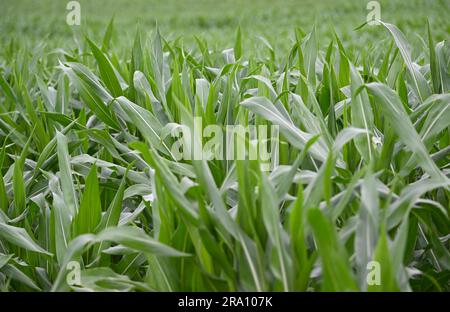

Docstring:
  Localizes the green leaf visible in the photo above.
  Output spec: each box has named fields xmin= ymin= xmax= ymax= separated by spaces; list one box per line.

xmin=63 ymin=62 xmax=120 ymax=129
xmin=365 ymin=83 xmax=448 ymax=183
xmin=380 ymin=22 xmax=430 ymax=102
xmin=349 ymin=62 xmax=374 ymax=162
xmin=87 ymin=37 xmax=123 ymax=97
xmin=56 ymin=131 xmax=78 ymax=217
xmin=0 ymin=222 xmax=52 ymax=256
xmin=308 ymin=208 xmax=358 ymax=291
xmin=12 ymin=129 xmax=33 ymax=217
xmin=101 ymin=15 xmax=115 ymax=52
xmin=427 ymin=20 xmax=440 ymax=94
xmin=368 ymin=227 xmax=399 ymax=292
xmin=241 ymin=96 xmax=328 ymax=162
xmin=96 ymin=226 xmax=189 ymax=257
xmin=115 ymin=96 xmax=174 ymax=158
xmin=260 ymin=174 xmax=291 ymax=291
xmin=73 ymin=164 xmax=102 ymax=235
xmin=234 ymin=26 xmax=242 ymax=61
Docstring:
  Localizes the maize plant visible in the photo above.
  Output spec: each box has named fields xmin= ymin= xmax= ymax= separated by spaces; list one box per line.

xmin=0 ymin=0 xmax=449 ymax=292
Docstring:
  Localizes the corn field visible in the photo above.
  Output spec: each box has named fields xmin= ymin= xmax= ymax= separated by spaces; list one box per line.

xmin=0 ymin=0 xmax=449 ymax=292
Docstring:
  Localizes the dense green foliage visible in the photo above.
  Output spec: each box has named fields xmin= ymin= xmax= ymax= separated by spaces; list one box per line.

xmin=2 ymin=0 xmax=449 ymax=50
xmin=0 ymin=0 xmax=449 ymax=291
